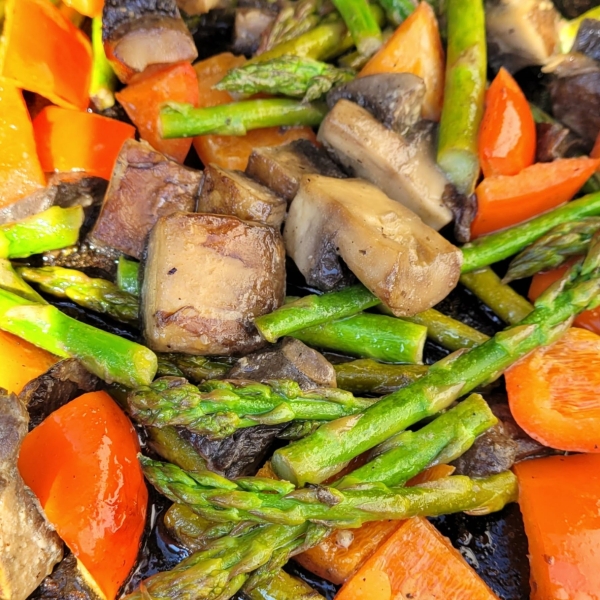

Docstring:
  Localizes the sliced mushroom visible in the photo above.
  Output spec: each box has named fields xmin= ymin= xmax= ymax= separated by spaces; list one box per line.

xmin=573 ymin=18 xmax=600 ymax=63
xmin=142 ymin=212 xmax=286 ymax=355
xmin=326 ymin=73 xmax=426 ymax=134
xmin=284 ymin=175 xmax=462 ymax=316
xmin=102 ymin=0 xmax=198 ymax=83
xmin=233 ymin=6 xmax=277 ymax=55
xmin=198 ymin=165 xmax=286 ymax=228
xmin=318 ymin=99 xmax=453 ymax=230
xmin=177 ymin=0 xmax=230 ymax=15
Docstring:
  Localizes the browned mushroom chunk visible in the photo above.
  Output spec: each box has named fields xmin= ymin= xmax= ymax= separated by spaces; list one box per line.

xmin=198 ymin=165 xmax=286 ymax=228
xmin=284 ymin=175 xmax=462 ymax=316
xmin=90 ymin=140 xmax=202 ymax=260
xmin=233 ymin=6 xmax=277 ymax=55
xmin=0 ymin=392 xmax=63 ymax=600
xmin=102 ymin=0 xmax=198 ymax=83
xmin=142 ymin=212 xmax=285 ymax=355
xmin=246 ymin=139 xmax=346 ymax=202
xmin=176 ymin=0 xmax=230 ymax=15
xmin=318 ymin=99 xmax=453 ymax=230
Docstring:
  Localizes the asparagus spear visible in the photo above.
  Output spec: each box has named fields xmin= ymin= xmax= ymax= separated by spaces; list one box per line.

xmin=377 ymin=0 xmax=417 ymax=25
xmin=244 ymin=569 xmax=325 ymax=600
xmin=127 ymin=377 xmax=375 ymax=438
xmin=290 ymin=313 xmax=426 ymax=364
xmin=156 ymin=353 xmax=231 ymax=381
xmin=461 ymin=191 xmax=600 ymax=272
xmin=504 ymin=218 xmax=600 ymax=283
xmin=0 ymin=288 xmax=157 ymax=387
xmin=89 ymin=17 xmax=117 ymax=111
xmin=215 ymin=56 xmax=355 ymax=102
xmin=0 ymin=206 xmax=83 ymax=259
xmin=436 ymin=0 xmax=486 ymax=195
xmin=271 ymin=238 xmax=600 ymax=485
xmin=160 ymin=99 xmax=327 ymax=139
xmin=117 ymin=255 xmax=140 ymax=295
xmin=19 ymin=266 xmax=139 ymax=324
xmin=460 ymin=267 xmax=534 ymax=325
xmin=334 ymin=359 xmax=428 ymax=394
xmin=0 ymin=259 xmax=46 ymax=303
xmin=147 ymin=426 xmax=209 ymax=473
xmin=330 ymin=0 xmax=382 ymax=57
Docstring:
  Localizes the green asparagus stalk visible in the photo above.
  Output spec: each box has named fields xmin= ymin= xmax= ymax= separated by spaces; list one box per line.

xmin=244 ymin=569 xmax=325 ymax=600
xmin=117 ymin=256 xmax=140 ymax=295
xmin=160 ymin=99 xmax=327 ymax=139
xmin=0 ymin=206 xmax=83 ymax=259
xmin=147 ymin=426 xmax=208 ymax=473
xmin=290 ymin=313 xmax=426 ymax=364
xmin=156 ymin=353 xmax=231 ymax=381
xmin=330 ymin=0 xmax=382 ymax=56
xmin=0 ymin=288 xmax=157 ymax=387
xmin=271 ymin=238 xmax=600 ymax=485
xmin=19 ymin=266 xmax=139 ymax=324
xmin=460 ymin=267 xmax=534 ymax=325
xmin=436 ymin=0 xmax=486 ymax=195
xmin=504 ymin=218 xmax=600 ymax=283
xmin=460 ymin=191 xmax=600 ymax=272
xmin=127 ymin=377 xmax=375 ymax=439
xmin=377 ymin=0 xmax=417 ymax=25
xmin=334 ymin=359 xmax=428 ymax=394
xmin=89 ymin=17 xmax=117 ymax=111
xmin=215 ymin=56 xmax=355 ymax=102
xmin=0 ymin=259 xmax=46 ymax=303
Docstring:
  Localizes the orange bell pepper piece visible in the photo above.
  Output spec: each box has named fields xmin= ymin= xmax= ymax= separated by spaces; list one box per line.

xmin=0 ymin=81 xmax=46 ymax=208
xmin=479 ymin=68 xmax=536 ymax=178
xmin=63 ymin=0 xmax=104 ymax=18
xmin=192 ymin=53 xmax=316 ymax=170
xmin=514 ymin=454 xmax=600 ymax=600
xmin=33 ymin=106 xmax=136 ymax=180
xmin=335 ymin=517 xmax=499 ymax=600
xmin=116 ymin=62 xmax=200 ymax=163
xmin=0 ymin=0 xmax=92 ymax=111
xmin=19 ymin=391 xmax=148 ymax=600
xmin=470 ymin=157 xmax=600 ymax=238
xmin=359 ymin=3 xmax=445 ymax=121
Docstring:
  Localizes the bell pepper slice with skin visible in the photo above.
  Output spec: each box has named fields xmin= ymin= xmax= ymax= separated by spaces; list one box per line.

xmin=33 ymin=106 xmax=136 ymax=181
xmin=18 ymin=391 xmax=148 ymax=600
xmin=335 ymin=517 xmax=499 ymax=600
xmin=479 ymin=68 xmax=536 ymax=178
xmin=0 ymin=80 xmax=46 ymax=209
xmin=470 ymin=157 xmax=600 ymax=238
xmin=514 ymin=454 xmax=600 ymax=600
xmin=192 ymin=53 xmax=316 ymax=171
xmin=63 ymin=0 xmax=104 ymax=18
xmin=116 ymin=62 xmax=199 ymax=164
xmin=0 ymin=0 xmax=93 ymax=111
xmin=506 ymin=327 xmax=600 ymax=453
xmin=358 ymin=2 xmax=445 ymax=121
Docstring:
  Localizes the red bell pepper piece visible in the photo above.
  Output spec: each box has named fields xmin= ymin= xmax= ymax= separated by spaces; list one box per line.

xmin=478 ymin=68 xmax=536 ymax=178
xmin=63 ymin=0 xmax=104 ymax=18
xmin=470 ymin=157 xmax=600 ymax=238
xmin=0 ymin=0 xmax=93 ymax=111
xmin=116 ymin=62 xmax=200 ymax=164
xmin=33 ymin=106 xmax=135 ymax=180
xmin=18 ymin=391 xmax=148 ymax=600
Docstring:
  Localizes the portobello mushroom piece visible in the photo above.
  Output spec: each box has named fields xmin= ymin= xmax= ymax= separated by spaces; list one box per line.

xmin=198 ymin=164 xmax=287 ymax=228
xmin=176 ymin=0 xmax=230 ymax=15
xmin=142 ymin=212 xmax=286 ymax=355
xmin=284 ymin=175 xmax=462 ymax=316
xmin=554 ymin=0 xmax=597 ymax=18
xmin=326 ymin=73 xmax=426 ymax=134
xmin=318 ymin=99 xmax=453 ymax=230
xmin=233 ymin=6 xmax=277 ymax=55
xmin=534 ymin=121 xmax=588 ymax=162
xmin=0 ymin=391 xmax=63 ymax=600
xmin=226 ymin=338 xmax=337 ymax=389
xmin=246 ymin=139 xmax=346 ymax=203
xmin=90 ymin=140 xmax=202 ymax=260
xmin=102 ymin=0 xmax=198 ymax=83
xmin=485 ymin=0 xmax=561 ymax=73
xmin=573 ymin=18 xmax=600 ymax=63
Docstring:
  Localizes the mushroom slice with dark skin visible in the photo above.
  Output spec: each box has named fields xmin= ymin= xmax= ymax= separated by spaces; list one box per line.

xmin=318 ymin=99 xmax=453 ymax=230
xmin=142 ymin=212 xmax=286 ymax=355
xmin=0 ymin=391 xmax=63 ymax=600
xmin=284 ymin=175 xmax=462 ymax=316
xmin=326 ymin=73 xmax=426 ymax=134
xmin=573 ymin=19 xmax=600 ymax=63
xmin=198 ymin=164 xmax=287 ymax=228
xmin=233 ymin=6 xmax=277 ymax=55
xmin=102 ymin=0 xmax=198 ymax=83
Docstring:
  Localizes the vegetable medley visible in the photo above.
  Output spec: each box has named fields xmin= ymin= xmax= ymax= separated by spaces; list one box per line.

xmin=1 ymin=0 xmax=600 ymax=599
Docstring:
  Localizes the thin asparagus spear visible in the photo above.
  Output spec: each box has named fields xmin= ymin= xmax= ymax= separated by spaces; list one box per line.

xmin=117 ymin=256 xmax=140 ymax=295
xmin=0 ymin=259 xmax=46 ymax=303
xmin=330 ymin=0 xmax=382 ymax=56
xmin=127 ymin=377 xmax=375 ymax=439
xmin=436 ymin=0 xmax=486 ymax=195
xmin=460 ymin=191 xmax=600 ymax=272
xmin=215 ymin=56 xmax=355 ymax=102
xmin=271 ymin=239 xmax=600 ymax=485
xmin=460 ymin=267 xmax=534 ymax=325
xmin=334 ymin=359 xmax=428 ymax=394
xmin=19 ymin=266 xmax=139 ymax=324
xmin=504 ymin=218 xmax=600 ymax=283
xmin=377 ymin=0 xmax=417 ymax=25
xmin=290 ymin=313 xmax=426 ymax=364
xmin=89 ymin=17 xmax=117 ymax=111
xmin=147 ymin=426 xmax=208 ymax=473
xmin=0 ymin=206 xmax=83 ymax=259
xmin=0 ymin=288 xmax=157 ymax=387
xmin=156 ymin=353 xmax=231 ymax=381
xmin=160 ymin=99 xmax=327 ymax=139
xmin=244 ymin=569 xmax=325 ymax=600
